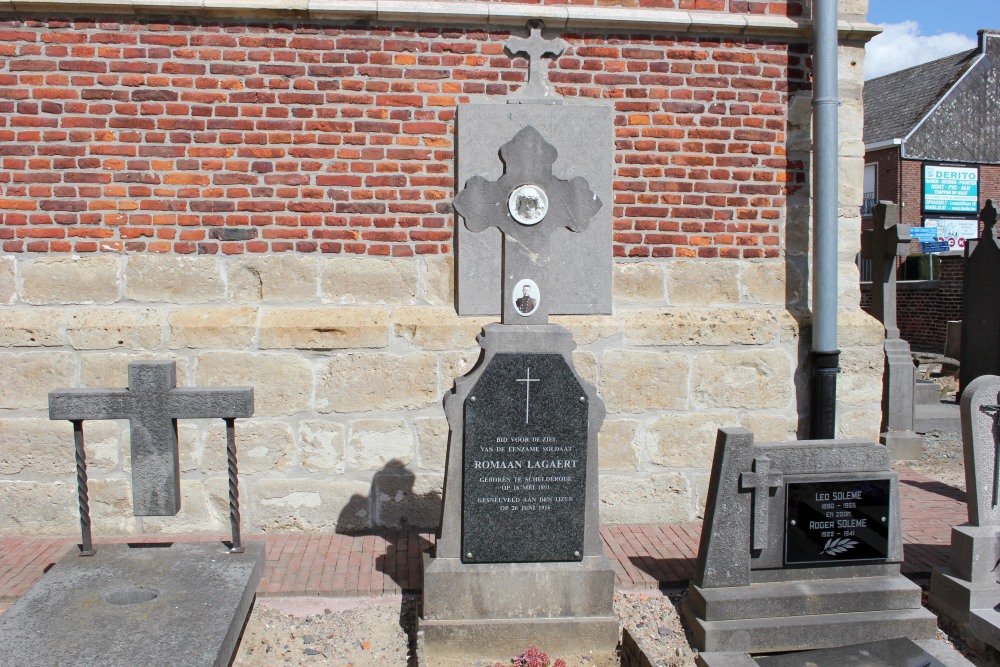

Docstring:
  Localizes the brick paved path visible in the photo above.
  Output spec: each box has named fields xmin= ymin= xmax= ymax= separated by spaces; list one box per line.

xmin=0 ymin=465 xmax=968 ymax=603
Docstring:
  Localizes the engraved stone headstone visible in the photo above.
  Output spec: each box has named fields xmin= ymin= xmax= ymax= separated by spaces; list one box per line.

xmin=959 ymin=201 xmax=1000 ymax=395
xmin=685 ymin=428 xmax=935 ymax=655
xmin=421 ymin=21 xmax=616 ymax=664
xmin=861 ymin=201 xmax=921 ymax=460
xmin=929 ymin=374 xmax=1000 ymax=648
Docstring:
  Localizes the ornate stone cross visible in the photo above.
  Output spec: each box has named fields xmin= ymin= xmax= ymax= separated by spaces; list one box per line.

xmin=506 ymin=20 xmax=568 ymax=104
xmin=740 ymin=456 xmax=783 ymax=551
xmin=50 ymin=361 xmax=253 ymax=517
xmin=453 ymin=125 xmax=602 ymax=324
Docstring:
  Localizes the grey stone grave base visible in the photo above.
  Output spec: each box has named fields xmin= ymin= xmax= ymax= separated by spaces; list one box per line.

xmin=684 ymin=429 xmax=937 ymax=654
xmin=420 ymin=324 xmax=617 ymax=663
xmin=696 ymin=638 xmax=974 ymax=667
xmin=0 ymin=541 xmax=264 ymax=666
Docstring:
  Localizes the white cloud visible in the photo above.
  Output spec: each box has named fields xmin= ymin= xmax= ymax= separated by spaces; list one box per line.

xmin=865 ymin=21 xmax=976 ymax=80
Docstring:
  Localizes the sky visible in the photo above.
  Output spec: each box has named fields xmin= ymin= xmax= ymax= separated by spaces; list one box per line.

xmin=864 ymin=0 xmax=1000 ymax=79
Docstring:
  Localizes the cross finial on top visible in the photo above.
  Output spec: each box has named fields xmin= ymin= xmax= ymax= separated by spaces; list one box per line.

xmin=982 ymin=199 xmax=997 ymax=236
xmin=505 ymin=20 xmax=568 ymax=104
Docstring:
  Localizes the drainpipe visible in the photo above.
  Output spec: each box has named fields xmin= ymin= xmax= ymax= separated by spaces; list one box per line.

xmin=809 ymin=0 xmax=841 ymax=439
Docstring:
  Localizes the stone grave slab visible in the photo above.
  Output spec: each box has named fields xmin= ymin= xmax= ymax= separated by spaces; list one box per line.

xmin=684 ymin=428 xmax=936 ymax=654
xmin=929 ymin=374 xmax=1000 ymax=646
xmin=0 ymin=542 xmax=264 ymax=667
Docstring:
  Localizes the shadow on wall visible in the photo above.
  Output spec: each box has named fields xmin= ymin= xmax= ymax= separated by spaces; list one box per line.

xmin=336 ymin=459 xmax=443 ymax=535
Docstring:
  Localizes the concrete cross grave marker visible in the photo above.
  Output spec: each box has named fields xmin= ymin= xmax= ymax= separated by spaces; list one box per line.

xmin=960 ymin=200 xmax=1000 ymax=395
xmin=505 ymin=20 xmax=568 ymax=104
xmin=49 ymin=361 xmax=253 ymax=553
xmin=453 ymin=125 xmax=602 ymax=325
xmin=862 ymin=201 xmax=921 ymax=459
xmin=740 ymin=456 xmax=783 ymax=551
xmin=864 ymin=202 xmax=912 ymax=338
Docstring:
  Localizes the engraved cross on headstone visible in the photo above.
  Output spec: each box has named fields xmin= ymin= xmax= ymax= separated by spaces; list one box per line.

xmin=740 ymin=456 xmax=783 ymax=551
xmin=453 ymin=125 xmax=602 ymax=325
xmin=516 ymin=367 xmax=540 ymax=424
xmin=863 ymin=201 xmax=912 ymax=339
xmin=506 ymin=20 xmax=568 ymax=104
xmin=49 ymin=361 xmax=253 ymax=516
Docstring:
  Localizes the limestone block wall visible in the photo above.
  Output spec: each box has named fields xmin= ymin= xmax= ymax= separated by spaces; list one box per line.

xmin=0 ymin=251 xmax=883 ymax=536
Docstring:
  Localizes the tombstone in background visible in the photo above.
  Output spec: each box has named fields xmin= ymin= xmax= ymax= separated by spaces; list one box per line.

xmin=419 ymin=21 xmax=617 ymax=663
xmin=959 ymin=200 xmax=1000 ymax=396
xmin=685 ymin=427 xmax=936 ymax=662
xmin=0 ymin=361 xmax=263 ymax=667
xmin=862 ymin=201 xmax=922 ymax=460
xmin=929 ymin=374 xmax=1000 ymax=649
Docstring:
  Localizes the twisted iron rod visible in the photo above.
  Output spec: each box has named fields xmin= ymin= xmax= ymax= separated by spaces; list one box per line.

xmin=226 ymin=418 xmax=244 ymax=553
xmin=73 ymin=420 xmax=95 ymax=556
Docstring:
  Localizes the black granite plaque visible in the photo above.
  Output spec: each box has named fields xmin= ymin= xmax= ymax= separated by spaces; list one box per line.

xmin=785 ymin=479 xmax=890 ymax=565
xmin=462 ymin=352 xmax=588 ymax=563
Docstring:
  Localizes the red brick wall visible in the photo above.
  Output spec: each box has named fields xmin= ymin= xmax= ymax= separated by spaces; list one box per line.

xmin=0 ymin=14 xmax=808 ymax=258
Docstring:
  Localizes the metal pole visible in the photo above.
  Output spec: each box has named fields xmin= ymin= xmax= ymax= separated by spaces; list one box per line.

xmin=225 ymin=418 xmax=244 ymax=553
xmin=810 ymin=0 xmax=842 ymax=439
xmin=73 ymin=420 xmax=96 ymax=556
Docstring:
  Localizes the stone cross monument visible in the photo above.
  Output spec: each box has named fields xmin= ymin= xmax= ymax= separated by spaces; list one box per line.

xmin=960 ymin=200 xmax=1000 ymax=396
xmin=49 ymin=360 xmax=253 ymax=553
xmin=862 ymin=202 xmax=921 ymax=460
xmin=420 ymin=22 xmax=617 ymax=664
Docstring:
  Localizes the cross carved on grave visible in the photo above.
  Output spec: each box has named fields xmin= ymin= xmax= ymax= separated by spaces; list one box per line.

xmin=453 ymin=125 xmax=602 ymax=324
xmin=50 ymin=361 xmax=253 ymax=517
xmin=505 ymin=20 xmax=568 ymax=104
xmin=740 ymin=456 xmax=783 ymax=551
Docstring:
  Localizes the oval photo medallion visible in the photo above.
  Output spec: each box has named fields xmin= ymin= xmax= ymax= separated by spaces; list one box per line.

xmin=512 ymin=279 xmax=540 ymax=317
xmin=508 ymin=184 xmax=549 ymax=225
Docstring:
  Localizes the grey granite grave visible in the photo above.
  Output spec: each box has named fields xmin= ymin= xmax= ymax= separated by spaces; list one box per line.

xmin=929 ymin=374 xmax=1000 ymax=649
xmin=420 ymin=21 xmax=617 ymax=664
xmin=683 ymin=428 xmax=936 ymax=655
xmin=0 ymin=360 xmax=262 ymax=667
xmin=959 ymin=201 xmax=1000 ymax=396
xmin=862 ymin=202 xmax=922 ymax=460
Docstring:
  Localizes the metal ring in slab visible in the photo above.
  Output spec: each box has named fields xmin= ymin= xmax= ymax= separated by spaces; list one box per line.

xmin=507 ymin=184 xmax=549 ymax=225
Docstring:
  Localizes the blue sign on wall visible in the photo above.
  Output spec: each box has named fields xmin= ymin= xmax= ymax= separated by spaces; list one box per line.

xmin=923 ymin=163 xmax=979 ymax=214
xmin=921 ymin=241 xmax=951 ymax=254
xmin=910 ymin=227 xmax=938 ymax=243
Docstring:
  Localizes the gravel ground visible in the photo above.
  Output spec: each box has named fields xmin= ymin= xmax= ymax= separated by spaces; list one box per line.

xmin=230 ymin=421 xmax=990 ymax=667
